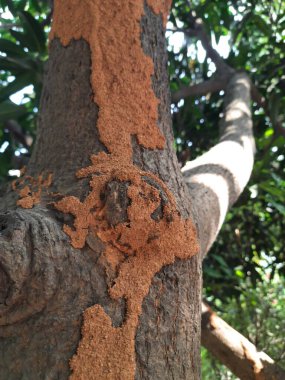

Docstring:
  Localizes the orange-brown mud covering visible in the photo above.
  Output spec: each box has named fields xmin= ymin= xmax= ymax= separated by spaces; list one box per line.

xmin=12 ymin=173 xmax=52 ymax=209
xmin=55 ymin=156 xmax=199 ymax=380
xmin=50 ymin=0 xmax=172 ymax=160
xmin=50 ymin=1 xmax=198 ymax=379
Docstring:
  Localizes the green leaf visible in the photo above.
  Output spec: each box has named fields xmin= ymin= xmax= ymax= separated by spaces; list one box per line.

xmin=271 ymin=201 xmax=285 ymax=216
xmin=205 ymin=267 xmax=224 ymax=279
xmin=269 ymin=92 xmax=280 ymax=125
xmin=0 ymin=100 xmax=27 ymax=122
xmin=251 ymin=14 xmax=271 ymax=37
xmin=212 ymin=254 xmax=228 ymax=268
xmin=271 ymin=173 xmax=285 ymax=188
xmin=0 ymin=73 xmax=33 ymax=102
xmin=0 ymin=150 xmax=12 ymax=178
xmin=0 ymin=0 xmax=16 ymax=15
xmin=0 ymin=38 xmax=28 ymax=57
xmin=18 ymin=0 xmax=28 ymax=10
xmin=259 ymin=183 xmax=284 ymax=201
xmin=29 ymin=0 xmax=42 ymax=13
xmin=10 ymin=30 xmax=34 ymax=51
xmin=235 ymin=269 xmax=245 ymax=279
xmin=19 ymin=11 xmax=46 ymax=53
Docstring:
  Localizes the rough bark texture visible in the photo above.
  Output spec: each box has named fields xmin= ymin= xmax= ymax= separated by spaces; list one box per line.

xmin=135 ymin=6 xmax=201 ymax=379
xmin=0 ymin=2 xmax=201 ymax=379
xmin=0 ymin=207 xmax=119 ymax=378
xmin=28 ymin=38 xmax=106 ymax=196
xmin=201 ymin=303 xmax=285 ymax=380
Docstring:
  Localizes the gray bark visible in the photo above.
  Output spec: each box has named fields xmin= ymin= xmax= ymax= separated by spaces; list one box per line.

xmin=135 ymin=6 xmax=201 ymax=379
xmin=182 ymin=72 xmax=255 ymax=256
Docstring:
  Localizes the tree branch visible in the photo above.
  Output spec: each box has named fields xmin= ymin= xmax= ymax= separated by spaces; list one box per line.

xmin=172 ymin=74 xmax=229 ymax=103
xmin=201 ymin=302 xmax=285 ymax=380
xmin=182 ymin=72 xmax=255 ymax=255
xmin=0 ymin=21 xmax=20 ymax=29
xmin=184 ymin=21 xmax=232 ymax=74
xmin=170 ymin=9 xmax=233 ymax=75
xmin=169 ymin=14 xmax=233 ymax=104
xmin=170 ymin=14 xmax=285 ymax=139
xmin=4 ymin=120 xmax=32 ymax=148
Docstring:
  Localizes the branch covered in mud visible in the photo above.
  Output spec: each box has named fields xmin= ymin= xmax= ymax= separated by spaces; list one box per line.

xmin=182 ymin=72 xmax=255 ymax=255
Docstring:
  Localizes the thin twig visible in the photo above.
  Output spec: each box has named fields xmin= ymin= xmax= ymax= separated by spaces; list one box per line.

xmin=4 ymin=120 xmax=32 ymax=148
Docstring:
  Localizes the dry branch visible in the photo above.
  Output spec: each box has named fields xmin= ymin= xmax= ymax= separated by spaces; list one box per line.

xmin=201 ymin=302 xmax=285 ymax=380
xmin=171 ymin=12 xmax=285 ymax=138
xmin=172 ymin=75 xmax=229 ymax=103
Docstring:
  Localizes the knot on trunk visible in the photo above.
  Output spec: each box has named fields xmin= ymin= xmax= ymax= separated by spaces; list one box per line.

xmin=0 ymin=209 xmax=63 ymax=325
xmin=102 ymin=180 xmax=131 ymax=226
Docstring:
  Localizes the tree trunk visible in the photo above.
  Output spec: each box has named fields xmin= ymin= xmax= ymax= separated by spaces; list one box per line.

xmin=0 ymin=1 xmax=202 ymax=379
xmin=0 ymin=1 xmax=259 ymax=379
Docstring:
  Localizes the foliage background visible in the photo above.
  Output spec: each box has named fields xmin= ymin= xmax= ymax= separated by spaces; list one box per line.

xmin=0 ymin=0 xmax=284 ymax=377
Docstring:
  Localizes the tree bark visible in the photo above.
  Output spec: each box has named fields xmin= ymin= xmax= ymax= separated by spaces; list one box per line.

xmin=201 ymin=302 xmax=285 ymax=380
xmin=182 ymin=72 xmax=255 ymax=255
xmin=0 ymin=1 xmax=201 ymax=379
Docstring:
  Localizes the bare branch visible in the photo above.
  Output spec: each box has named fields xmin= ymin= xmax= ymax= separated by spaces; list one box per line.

xmin=202 ymin=302 xmax=285 ymax=380
xmin=4 ymin=120 xmax=32 ymax=148
xmin=0 ymin=21 xmax=20 ymax=29
xmin=170 ymin=10 xmax=233 ymax=74
xmin=170 ymin=13 xmax=233 ymax=104
xmin=172 ymin=74 xmax=229 ymax=103
xmin=185 ymin=22 xmax=232 ymax=74
xmin=170 ymin=13 xmax=285 ymax=139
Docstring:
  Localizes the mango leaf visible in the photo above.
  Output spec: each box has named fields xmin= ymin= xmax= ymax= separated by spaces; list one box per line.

xmin=212 ymin=254 xmax=229 ymax=268
xmin=0 ymin=150 xmax=13 ymax=178
xmin=269 ymin=92 xmax=281 ymax=125
xmin=19 ymin=11 xmax=46 ymax=53
xmin=259 ymin=183 xmax=285 ymax=201
xmin=271 ymin=201 xmax=285 ymax=216
xmin=18 ymin=0 xmax=28 ymax=10
xmin=0 ymin=39 xmax=28 ymax=58
xmin=271 ymin=173 xmax=285 ymax=188
xmin=205 ymin=267 xmax=224 ymax=279
xmin=10 ymin=30 xmax=35 ymax=51
xmin=0 ymin=100 xmax=27 ymax=122
xmin=0 ymin=73 xmax=33 ymax=102
xmin=29 ymin=0 xmax=42 ymax=13
xmin=251 ymin=14 xmax=271 ymax=37
xmin=0 ymin=0 xmax=16 ymax=15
